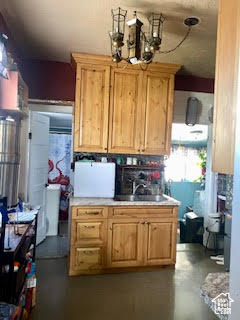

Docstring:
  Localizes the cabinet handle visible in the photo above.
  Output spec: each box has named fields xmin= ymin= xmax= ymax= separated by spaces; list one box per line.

xmin=138 ymin=149 xmax=140 ymax=152
xmin=82 ymin=225 xmax=95 ymax=229
xmin=104 ymin=147 xmax=107 ymax=150
xmin=139 ymin=221 xmax=145 ymax=224
xmin=142 ymin=149 xmax=145 ymax=152
xmin=82 ymin=250 xmax=95 ymax=255
xmin=86 ymin=211 xmax=99 ymax=215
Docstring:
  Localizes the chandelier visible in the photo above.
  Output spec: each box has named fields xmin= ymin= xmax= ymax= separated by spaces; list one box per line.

xmin=109 ymin=8 xmax=199 ymax=65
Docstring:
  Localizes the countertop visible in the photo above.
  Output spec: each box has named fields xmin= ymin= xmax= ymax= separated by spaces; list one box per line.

xmin=70 ymin=194 xmax=180 ymax=206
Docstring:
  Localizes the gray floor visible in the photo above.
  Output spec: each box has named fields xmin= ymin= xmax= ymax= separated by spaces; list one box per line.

xmin=36 ymin=221 xmax=69 ymax=258
xmin=36 ymin=235 xmax=69 ymax=258
xmin=31 ymin=244 xmax=222 ymax=320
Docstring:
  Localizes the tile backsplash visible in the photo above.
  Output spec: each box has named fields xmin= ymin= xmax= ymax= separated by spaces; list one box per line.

xmin=217 ymin=174 xmax=233 ymax=212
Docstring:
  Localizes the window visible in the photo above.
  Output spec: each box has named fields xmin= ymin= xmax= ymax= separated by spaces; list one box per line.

xmin=165 ymin=145 xmax=206 ymax=182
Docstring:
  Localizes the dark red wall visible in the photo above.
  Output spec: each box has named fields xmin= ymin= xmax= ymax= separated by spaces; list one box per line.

xmin=175 ymin=75 xmax=214 ymax=94
xmin=19 ymin=59 xmax=214 ymax=101
xmin=20 ymin=59 xmax=76 ymax=101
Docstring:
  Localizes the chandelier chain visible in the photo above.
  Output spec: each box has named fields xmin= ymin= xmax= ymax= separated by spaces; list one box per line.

xmin=158 ymin=26 xmax=191 ymax=54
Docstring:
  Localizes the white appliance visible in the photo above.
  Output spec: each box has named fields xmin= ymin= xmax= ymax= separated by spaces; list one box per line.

xmin=207 ymin=212 xmax=221 ymax=233
xmin=46 ymin=184 xmax=61 ymax=236
xmin=74 ymin=162 xmax=116 ymax=198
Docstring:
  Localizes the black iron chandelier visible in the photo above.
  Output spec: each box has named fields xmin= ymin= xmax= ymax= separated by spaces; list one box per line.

xmin=109 ymin=8 xmax=199 ymax=65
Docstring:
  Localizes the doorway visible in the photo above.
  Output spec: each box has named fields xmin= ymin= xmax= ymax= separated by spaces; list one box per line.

xmin=165 ymin=123 xmax=209 ymax=247
xmin=28 ymin=102 xmax=73 ymax=258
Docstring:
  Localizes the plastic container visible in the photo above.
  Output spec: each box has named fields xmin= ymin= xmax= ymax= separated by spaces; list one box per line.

xmin=207 ymin=212 xmax=221 ymax=233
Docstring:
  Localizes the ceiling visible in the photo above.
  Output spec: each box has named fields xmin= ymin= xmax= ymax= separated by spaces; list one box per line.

xmin=0 ymin=0 xmax=218 ymax=77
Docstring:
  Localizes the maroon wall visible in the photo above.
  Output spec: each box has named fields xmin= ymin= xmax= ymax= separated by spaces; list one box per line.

xmin=175 ymin=75 xmax=214 ymax=94
xmin=20 ymin=59 xmax=76 ymax=101
xmin=20 ymin=59 xmax=214 ymax=101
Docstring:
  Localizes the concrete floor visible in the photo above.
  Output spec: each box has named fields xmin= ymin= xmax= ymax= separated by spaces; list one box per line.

xmin=31 ymin=245 xmax=222 ymax=320
xmin=36 ymin=235 xmax=69 ymax=258
xmin=36 ymin=221 xmax=69 ymax=258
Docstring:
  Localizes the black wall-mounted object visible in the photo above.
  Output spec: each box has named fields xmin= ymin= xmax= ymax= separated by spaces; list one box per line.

xmin=185 ymin=97 xmax=199 ymax=126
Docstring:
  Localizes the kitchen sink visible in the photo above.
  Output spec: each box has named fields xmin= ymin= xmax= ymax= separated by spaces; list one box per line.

xmin=114 ymin=194 xmax=167 ymax=202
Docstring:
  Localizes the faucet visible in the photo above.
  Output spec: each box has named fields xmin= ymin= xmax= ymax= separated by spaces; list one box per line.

xmin=132 ymin=181 xmax=148 ymax=195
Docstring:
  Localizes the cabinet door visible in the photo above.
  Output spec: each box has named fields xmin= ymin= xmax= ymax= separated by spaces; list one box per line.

xmin=141 ymin=72 xmax=174 ymax=155
xmin=212 ymin=0 xmax=239 ymax=174
xmin=144 ymin=219 xmax=177 ymax=266
xmin=74 ymin=64 xmax=110 ymax=152
xmin=108 ymin=68 xmax=143 ymax=154
xmin=107 ymin=219 xmax=144 ymax=267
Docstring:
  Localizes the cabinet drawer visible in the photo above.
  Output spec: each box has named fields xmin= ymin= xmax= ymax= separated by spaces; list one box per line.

xmin=71 ymin=247 xmax=104 ymax=272
xmin=111 ymin=207 xmax=175 ymax=218
xmin=72 ymin=220 xmax=106 ymax=245
xmin=72 ymin=207 xmax=108 ymax=219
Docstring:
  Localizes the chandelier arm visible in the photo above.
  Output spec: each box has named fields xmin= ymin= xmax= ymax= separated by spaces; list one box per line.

xmin=158 ymin=26 xmax=191 ymax=54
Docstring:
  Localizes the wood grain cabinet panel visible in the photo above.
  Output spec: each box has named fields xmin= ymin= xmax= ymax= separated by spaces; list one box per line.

xmin=141 ymin=72 xmax=174 ymax=155
xmin=72 ymin=220 xmax=106 ymax=245
xmin=212 ymin=0 xmax=240 ymax=174
xmin=111 ymin=207 xmax=175 ymax=218
xmin=69 ymin=204 xmax=178 ymax=275
xmin=107 ymin=219 xmax=144 ymax=267
xmin=71 ymin=247 xmax=104 ymax=272
xmin=108 ymin=68 xmax=143 ymax=154
xmin=144 ymin=221 xmax=175 ymax=265
xmin=74 ymin=64 xmax=110 ymax=152
xmin=72 ymin=54 xmax=180 ymax=156
xmin=72 ymin=207 xmax=108 ymax=219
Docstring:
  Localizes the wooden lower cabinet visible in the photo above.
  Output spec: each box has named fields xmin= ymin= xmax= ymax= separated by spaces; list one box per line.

xmin=70 ymin=246 xmax=105 ymax=275
xmin=107 ymin=219 xmax=144 ymax=268
xmin=144 ymin=219 xmax=177 ymax=266
xmin=71 ymin=219 xmax=107 ymax=246
xmin=69 ymin=206 xmax=178 ymax=275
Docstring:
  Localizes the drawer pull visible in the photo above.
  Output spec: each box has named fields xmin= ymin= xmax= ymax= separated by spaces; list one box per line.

xmin=82 ymin=225 xmax=96 ymax=229
xmin=82 ymin=250 xmax=96 ymax=255
xmin=86 ymin=211 xmax=100 ymax=215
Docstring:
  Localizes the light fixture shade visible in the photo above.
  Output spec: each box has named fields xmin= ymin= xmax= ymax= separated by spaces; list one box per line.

xmin=110 ymin=8 xmax=127 ymax=48
xmin=0 ymin=33 xmax=8 ymax=79
xmin=148 ymin=13 xmax=164 ymax=51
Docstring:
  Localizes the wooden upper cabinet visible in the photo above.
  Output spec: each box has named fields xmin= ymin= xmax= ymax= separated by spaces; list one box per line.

xmin=72 ymin=53 xmax=180 ymax=155
xmin=74 ymin=64 xmax=110 ymax=153
xmin=141 ymin=72 xmax=174 ymax=155
xmin=212 ymin=0 xmax=240 ymax=174
xmin=108 ymin=68 xmax=143 ymax=154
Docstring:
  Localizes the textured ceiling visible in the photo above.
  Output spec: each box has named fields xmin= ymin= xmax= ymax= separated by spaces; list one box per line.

xmin=0 ymin=0 xmax=218 ymax=77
